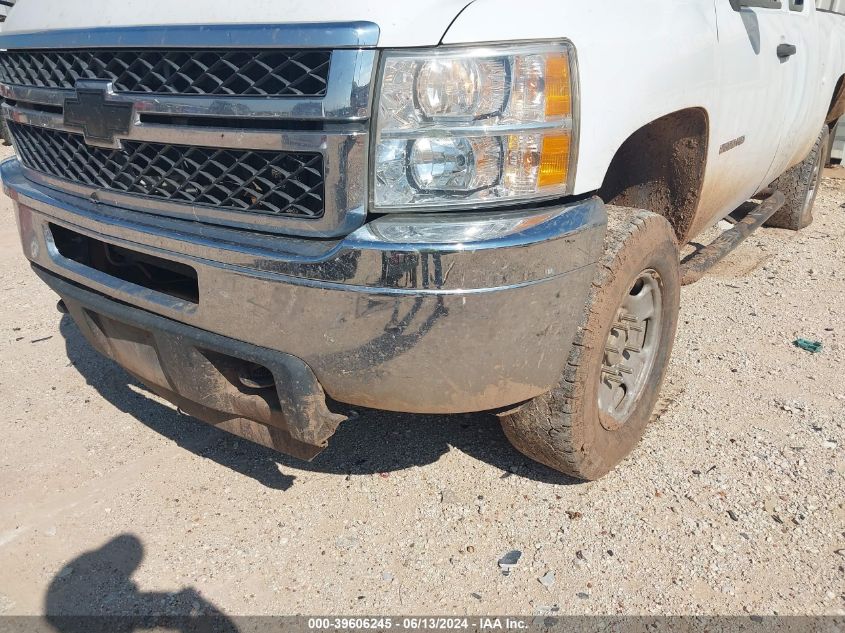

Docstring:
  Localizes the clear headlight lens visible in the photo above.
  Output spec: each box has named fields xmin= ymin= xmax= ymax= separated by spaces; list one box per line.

xmin=415 ymin=58 xmax=507 ymax=120
xmin=373 ymin=42 xmax=577 ymax=211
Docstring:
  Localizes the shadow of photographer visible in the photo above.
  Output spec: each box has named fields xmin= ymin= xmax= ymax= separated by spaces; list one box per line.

xmin=45 ymin=534 xmax=237 ymax=633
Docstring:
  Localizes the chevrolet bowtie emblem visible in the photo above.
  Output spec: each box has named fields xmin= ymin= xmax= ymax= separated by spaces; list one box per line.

xmin=63 ymin=82 xmax=134 ymax=148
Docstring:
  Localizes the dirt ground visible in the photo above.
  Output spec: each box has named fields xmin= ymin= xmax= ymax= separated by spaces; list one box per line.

xmin=0 ymin=141 xmax=843 ymax=618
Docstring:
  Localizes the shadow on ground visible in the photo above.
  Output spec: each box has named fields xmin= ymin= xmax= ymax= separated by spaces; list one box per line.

xmin=45 ymin=534 xmax=237 ymax=633
xmin=59 ymin=316 xmax=579 ymax=490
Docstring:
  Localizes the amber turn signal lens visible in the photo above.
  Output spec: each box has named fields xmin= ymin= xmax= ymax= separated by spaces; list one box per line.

xmin=538 ymin=135 xmax=570 ymax=188
xmin=544 ymin=54 xmax=572 ymax=118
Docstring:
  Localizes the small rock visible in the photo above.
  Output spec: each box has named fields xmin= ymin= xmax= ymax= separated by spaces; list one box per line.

xmin=498 ymin=550 xmax=522 ymax=575
xmin=471 ymin=593 xmax=482 ymax=601
xmin=538 ymin=571 xmax=555 ymax=588
xmin=335 ymin=535 xmax=359 ymax=550
xmin=440 ymin=489 xmax=460 ymax=505
xmin=727 ymin=510 xmax=739 ymax=522
xmin=565 ymin=510 xmax=582 ymax=520
xmin=533 ymin=605 xmax=561 ymax=617
xmin=576 ymin=592 xmax=590 ymax=600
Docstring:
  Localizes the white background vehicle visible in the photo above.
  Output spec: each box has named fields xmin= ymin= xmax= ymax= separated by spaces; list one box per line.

xmin=1 ymin=0 xmax=844 ymax=478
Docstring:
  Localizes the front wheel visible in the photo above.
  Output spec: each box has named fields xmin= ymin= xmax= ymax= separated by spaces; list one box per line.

xmin=500 ymin=207 xmax=681 ymax=480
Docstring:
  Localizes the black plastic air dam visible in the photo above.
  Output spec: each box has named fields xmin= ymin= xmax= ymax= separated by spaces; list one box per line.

xmin=33 ymin=264 xmax=346 ymax=461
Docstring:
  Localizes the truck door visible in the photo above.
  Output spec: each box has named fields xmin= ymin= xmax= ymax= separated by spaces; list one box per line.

xmin=712 ymin=0 xmax=794 ymax=199
xmin=772 ymin=0 xmax=824 ymax=176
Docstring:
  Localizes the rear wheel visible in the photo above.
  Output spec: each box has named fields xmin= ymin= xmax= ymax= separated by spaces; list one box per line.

xmin=764 ymin=126 xmax=829 ymax=231
xmin=500 ymin=207 xmax=680 ymax=480
xmin=827 ymin=123 xmax=837 ymax=167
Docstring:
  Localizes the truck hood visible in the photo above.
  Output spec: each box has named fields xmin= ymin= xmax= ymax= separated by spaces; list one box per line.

xmin=2 ymin=0 xmax=475 ymax=48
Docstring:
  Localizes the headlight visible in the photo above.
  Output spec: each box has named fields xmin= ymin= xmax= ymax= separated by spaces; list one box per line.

xmin=373 ymin=42 xmax=577 ymax=211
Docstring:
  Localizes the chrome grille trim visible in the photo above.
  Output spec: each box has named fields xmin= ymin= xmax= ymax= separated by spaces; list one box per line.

xmin=0 ymin=23 xmax=379 ymax=237
xmin=0 ymin=22 xmax=380 ymax=50
xmin=4 ymin=103 xmax=369 ymax=152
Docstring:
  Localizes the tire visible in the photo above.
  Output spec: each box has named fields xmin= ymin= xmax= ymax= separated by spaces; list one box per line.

xmin=764 ymin=126 xmax=829 ymax=231
xmin=500 ymin=207 xmax=681 ymax=480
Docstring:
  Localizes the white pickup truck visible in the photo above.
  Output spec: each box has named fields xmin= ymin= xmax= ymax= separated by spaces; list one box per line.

xmin=1 ymin=1 xmax=843 ymax=480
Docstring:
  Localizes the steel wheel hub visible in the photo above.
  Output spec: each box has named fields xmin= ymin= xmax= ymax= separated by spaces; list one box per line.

xmin=598 ymin=270 xmax=663 ymax=430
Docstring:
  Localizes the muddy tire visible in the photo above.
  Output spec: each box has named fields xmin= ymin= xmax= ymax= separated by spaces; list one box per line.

xmin=500 ymin=208 xmax=680 ymax=480
xmin=764 ymin=126 xmax=829 ymax=231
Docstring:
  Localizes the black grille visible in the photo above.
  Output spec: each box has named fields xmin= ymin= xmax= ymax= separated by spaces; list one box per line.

xmin=9 ymin=122 xmax=325 ymax=219
xmin=0 ymin=49 xmax=331 ymax=97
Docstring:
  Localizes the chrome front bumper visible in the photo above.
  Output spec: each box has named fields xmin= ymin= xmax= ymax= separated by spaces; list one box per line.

xmin=4 ymin=157 xmax=605 ymax=415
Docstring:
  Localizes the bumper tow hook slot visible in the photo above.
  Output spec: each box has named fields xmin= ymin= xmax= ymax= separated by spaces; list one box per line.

xmin=238 ymin=364 xmax=276 ymax=390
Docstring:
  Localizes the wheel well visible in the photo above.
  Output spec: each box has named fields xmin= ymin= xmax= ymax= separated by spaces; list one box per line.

xmin=598 ymin=108 xmax=709 ymax=244
xmin=827 ymin=74 xmax=845 ymax=126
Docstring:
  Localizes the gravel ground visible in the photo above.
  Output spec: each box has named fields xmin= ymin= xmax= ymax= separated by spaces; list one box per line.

xmin=0 ymin=140 xmax=843 ymax=617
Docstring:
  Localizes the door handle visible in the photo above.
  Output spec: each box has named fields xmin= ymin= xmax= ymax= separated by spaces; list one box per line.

xmin=777 ymin=44 xmax=797 ymax=59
